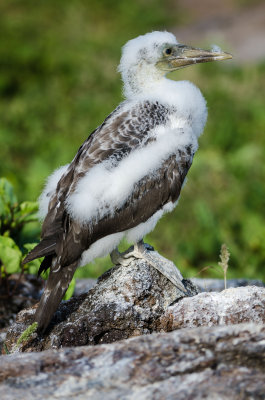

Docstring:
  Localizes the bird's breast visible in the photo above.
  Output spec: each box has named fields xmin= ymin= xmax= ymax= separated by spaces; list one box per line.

xmin=141 ymin=79 xmax=208 ymax=139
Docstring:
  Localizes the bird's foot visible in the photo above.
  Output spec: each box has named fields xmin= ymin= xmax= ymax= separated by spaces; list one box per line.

xmin=110 ymin=240 xmax=153 ymax=267
xmin=110 ymin=240 xmax=187 ymax=295
xmin=110 ymin=246 xmax=135 ymax=266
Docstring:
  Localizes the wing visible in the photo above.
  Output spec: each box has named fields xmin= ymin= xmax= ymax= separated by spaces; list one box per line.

xmin=23 ymin=100 xmax=170 ymax=264
xmin=56 ymin=146 xmax=194 ymax=267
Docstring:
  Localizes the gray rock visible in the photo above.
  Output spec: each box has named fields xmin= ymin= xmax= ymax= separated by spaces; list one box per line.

xmin=5 ymin=253 xmax=198 ymax=352
xmin=2 ymin=252 xmax=265 ymax=398
xmin=74 ymin=277 xmax=265 ymax=297
xmin=74 ymin=278 xmax=96 ymax=296
xmin=0 ymin=275 xmax=43 ymax=354
xmin=4 ymin=251 xmax=265 ymax=356
xmin=0 ymin=323 xmax=264 ymax=400
xmin=160 ymin=286 xmax=265 ymax=331
xmin=192 ymin=278 xmax=264 ymax=292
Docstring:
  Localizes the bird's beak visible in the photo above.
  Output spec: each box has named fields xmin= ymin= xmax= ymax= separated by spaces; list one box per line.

xmin=157 ymin=44 xmax=232 ymax=71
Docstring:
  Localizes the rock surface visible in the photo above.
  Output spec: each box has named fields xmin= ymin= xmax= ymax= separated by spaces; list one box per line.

xmin=74 ymin=277 xmax=265 ymax=296
xmin=159 ymin=286 xmax=265 ymax=331
xmin=4 ymin=252 xmax=265 ymax=354
xmin=5 ymin=253 xmax=198 ymax=352
xmin=1 ymin=323 xmax=264 ymax=400
xmin=74 ymin=278 xmax=96 ymax=296
xmin=191 ymin=277 xmax=265 ymax=292
xmin=2 ymin=252 xmax=265 ymax=399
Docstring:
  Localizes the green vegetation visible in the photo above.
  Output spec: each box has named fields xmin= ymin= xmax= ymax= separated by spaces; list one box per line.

xmin=0 ymin=178 xmax=75 ymax=299
xmin=15 ymin=321 xmax=38 ymax=350
xmin=0 ymin=177 xmax=40 ymax=275
xmin=0 ymin=0 xmax=264 ymax=282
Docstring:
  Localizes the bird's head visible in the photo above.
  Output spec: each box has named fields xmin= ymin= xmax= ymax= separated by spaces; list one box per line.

xmin=118 ymin=31 xmax=232 ymax=98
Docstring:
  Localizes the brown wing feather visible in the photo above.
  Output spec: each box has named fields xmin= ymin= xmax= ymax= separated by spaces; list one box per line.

xmin=33 ymin=152 xmax=193 ymax=334
xmin=23 ymin=102 xmax=194 ymax=333
xmin=57 ymin=149 xmax=194 ymax=267
xmin=34 ymin=260 xmax=78 ymax=333
xmin=23 ymin=101 xmax=169 ymax=265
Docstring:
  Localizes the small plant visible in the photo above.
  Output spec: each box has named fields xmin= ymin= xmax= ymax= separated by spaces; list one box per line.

xmin=0 ymin=177 xmax=42 ymax=296
xmin=218 ymin=243 xmax=230 ymax=290
xmin=15 ymin=322 xmax=38 ymax=348
xmin=0 ymin=177 xmax=75 ymax=301
xmin=193 ymin=243 xmax=230 ymax=290
xmin=2 ymin=343 xmax=10 ymax=355
xmin=3 ymin=322 xmax=39 ymax=354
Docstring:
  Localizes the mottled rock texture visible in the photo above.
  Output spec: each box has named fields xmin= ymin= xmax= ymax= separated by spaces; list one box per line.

xmin=0 ymin=323 xmax=264 ymax=400
xmin=2 ymin=253 xmax=265 ymax=399
xmin=74 ymin=277 xmax=265 ymax=296
xmin=5 ymin=254 xmax=198 ymax=352
xmin=4 ymin=252 xmax=265 ymax=355
xmin=191 ymin=277 xmax=264 ymax=292
xmin=159 ymin=286 xmax=265 ymax=331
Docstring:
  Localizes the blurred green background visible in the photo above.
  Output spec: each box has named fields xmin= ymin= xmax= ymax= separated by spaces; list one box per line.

xmin=0 ymin=0 xmax=264 ymax=281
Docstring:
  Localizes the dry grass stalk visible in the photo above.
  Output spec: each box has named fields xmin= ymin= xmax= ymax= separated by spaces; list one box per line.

xmin=218 ymin=244 xmax=230 ymax=290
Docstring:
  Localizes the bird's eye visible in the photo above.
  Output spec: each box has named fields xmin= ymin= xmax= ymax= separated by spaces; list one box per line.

xmin=164 ymin=48 xmax=172 ymax=56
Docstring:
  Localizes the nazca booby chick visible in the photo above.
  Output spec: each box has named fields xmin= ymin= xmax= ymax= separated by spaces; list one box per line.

xmin=23 ymin=31 xmax=232 ymax=332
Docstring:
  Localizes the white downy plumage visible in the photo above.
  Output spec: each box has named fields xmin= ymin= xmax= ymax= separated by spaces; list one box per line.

xmin=39 ymin=31 xmax=208 ymax=266
xmin=38 ymin=164 xmax=69 ymax=220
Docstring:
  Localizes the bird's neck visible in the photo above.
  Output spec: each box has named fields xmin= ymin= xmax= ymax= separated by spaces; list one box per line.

xmin=123 ymin=77 xmax=208 ymax=140
xmin=123 ymin=63 xmax=165 ymax=98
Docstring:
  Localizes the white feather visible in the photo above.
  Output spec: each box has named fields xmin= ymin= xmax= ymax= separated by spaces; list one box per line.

xmin=119 ymin=31 xmax=177 ymax=71
xmin=66 ymin=73 xmax=207 ymax=225
xmin=39 ymin=31 xmax=208 ymax=266
xmin=79 ymin=232 xmax=124 ymax=266
xmin=118 ymin=31 xmax=178 ymax=98
xmin=78 ymin=201 xmax=178 ymax=266
xmin=136 ymin=79 xmax=207 ymax=138
xmin=66 ymin=124 xmax=197 ymax=224
xmin=38 ymin=165 xmax=69 ymax=220
xmin=126 ymin=200 xmax=177 ymax=243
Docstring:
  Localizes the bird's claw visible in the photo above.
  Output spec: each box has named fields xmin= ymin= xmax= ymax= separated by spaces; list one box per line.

xmin=110 ymin=241 xmax=154 ymax=266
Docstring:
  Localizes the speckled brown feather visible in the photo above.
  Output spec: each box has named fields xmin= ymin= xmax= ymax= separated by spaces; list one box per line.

xmin=23 ymin=101 xmax=171 ymax=265
xmin=56 ymin=152 xmax=193 ymax=267
xmin=23 ymin=100 xmax=194 ymax=333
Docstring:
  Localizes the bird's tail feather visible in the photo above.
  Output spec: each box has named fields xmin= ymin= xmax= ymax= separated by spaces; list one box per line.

xmin=34 ymin=260 xmax=78 ymax=333
xmin=22 ymin=238 xmax=56 ymax=264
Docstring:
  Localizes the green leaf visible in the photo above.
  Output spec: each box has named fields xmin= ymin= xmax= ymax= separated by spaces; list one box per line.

xmin=25 ymin=258 xmax=42 ymax=275
xmin=63 ymin=277 xmax=76 ymax=300
xmin=23 ymin=242 xmax=39 ymax=252
xmin=15 ymin=201 xmax=39 ymax=224
xmin=0 ymin=178 xmax=17 ymax=230
xmin=0 ymin=235 xmax=22 ymax=274
xmin=0 ymin=195 xmax=12 ymax=224
xmin=0 ymin=197 xmax=6 ymax=217
xmin=0 ymin=178 xmax=17 ymax=208
xmin=16 ymin=322 xmax=38 ymax=348
xmin=19 ymin=201 xmax=39 ymax=215
xmin=23 ymin=243 xmax=43 ymax=275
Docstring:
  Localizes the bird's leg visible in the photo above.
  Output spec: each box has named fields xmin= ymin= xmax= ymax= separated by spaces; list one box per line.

xmin=110 ymin=239 xmax=187 ymax=295
xmin=134 ymin=239 xmax=154 ymax=253
xmin=110 ymin=244 xmax=136 ymax=266
xmin=110 ymin=240 xmax=152 ymax=266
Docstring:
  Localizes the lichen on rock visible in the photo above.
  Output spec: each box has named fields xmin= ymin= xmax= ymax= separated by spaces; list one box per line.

xmin=4 ymin=251 xmax=265 ymax=356
xmin=5 ymin=253 xmax=198 ymax=352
